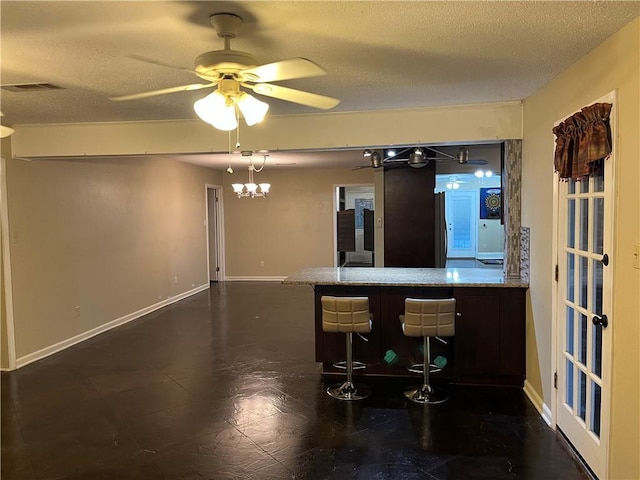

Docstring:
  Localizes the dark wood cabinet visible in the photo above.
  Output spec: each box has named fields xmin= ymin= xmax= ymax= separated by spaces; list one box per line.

xmin=363 ymin=208 xmax=374 ymax=252
xmin=313 ymin=284 xmax=526 ymax=386
xmin=453 ymin=287 xmax=526 ymax=385
xmin=336 ymin=209 xmax=355 ymax=252
xmin=384 ymin=163 xmax=436 ymax=267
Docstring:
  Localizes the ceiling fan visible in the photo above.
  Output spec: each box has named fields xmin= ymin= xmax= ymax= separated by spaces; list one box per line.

xmin=354 ymin=146 xmax=488 ymax=170
xmin=110 ymin=13 xmax=340 ymax=129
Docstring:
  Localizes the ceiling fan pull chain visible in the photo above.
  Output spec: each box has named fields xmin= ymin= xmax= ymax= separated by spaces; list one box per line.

xmin=226 ymin=130 xmax=233 ymax=173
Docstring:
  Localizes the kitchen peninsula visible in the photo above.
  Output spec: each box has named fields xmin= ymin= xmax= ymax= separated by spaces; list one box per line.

xmin=284 ymin=267 xmax=529 ymax=387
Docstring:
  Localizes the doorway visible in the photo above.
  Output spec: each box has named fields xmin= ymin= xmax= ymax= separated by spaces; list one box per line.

xmin=206 ymin=185 xmax=225 ymax=282
xmin=553 ymin=94 xmax=614 ymax=479
xmin=335 ymin=185 xmax=374 ymax=267
xmin=444 ymin=189 xmax=478 ymax=259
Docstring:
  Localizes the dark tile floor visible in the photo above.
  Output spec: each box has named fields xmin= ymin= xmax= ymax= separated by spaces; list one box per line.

xmin=2 ymin=282 xmax=589 ymax=479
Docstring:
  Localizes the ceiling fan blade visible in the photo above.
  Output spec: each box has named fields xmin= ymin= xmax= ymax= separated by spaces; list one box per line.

xmin=126 ymin=54 xmax=199 ymax=75
xmin=241 ymin=58 xmax=327 ymax=83
xmin=433 ymin=158 xmax=489 ymax=167
xmin=110 ymin=83 xmax=217 ymax=102
xmin=250 ymin=83 xmax=340 ymax=110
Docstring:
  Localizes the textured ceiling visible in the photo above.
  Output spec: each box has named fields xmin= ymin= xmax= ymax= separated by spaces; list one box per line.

xmin=1 ymin=1 xmax=638 ymax=169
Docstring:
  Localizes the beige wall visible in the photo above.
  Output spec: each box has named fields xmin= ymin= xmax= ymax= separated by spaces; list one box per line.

xmin=11 ymin=102 xmax=522 ymax=159
xmin=223 ymin=167 xmax=374 ymax=277
xmin=522 ymin=17 xmax=639 ymax=480
xmin=6 ymin=155 xmax=222 ymax=362
xmin=3 ymin=100 xmax=522 ymax=366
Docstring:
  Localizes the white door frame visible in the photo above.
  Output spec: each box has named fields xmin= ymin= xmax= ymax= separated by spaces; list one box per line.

xmin=551 ymin=90 xmax=616 ymax=479
xmin=1 ymin=156 xmax=16 ymax=370
xmin=332 ymin=183 xmax=375 ymax=268
xmin=205 ymin=184 xmax=225 ymax=282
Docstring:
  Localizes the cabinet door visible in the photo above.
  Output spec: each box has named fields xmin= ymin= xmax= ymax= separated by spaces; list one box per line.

xmin=363 ymin=208 xmax=374 ymax=252
xmin=454 ymin=290 xmax=501 ymax=378
xmin=337 ymin=209 xmax=355 ymax=252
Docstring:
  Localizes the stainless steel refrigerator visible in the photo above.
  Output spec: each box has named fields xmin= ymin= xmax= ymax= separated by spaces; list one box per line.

xmin=434 ymin=192 xmax=447 ymax=267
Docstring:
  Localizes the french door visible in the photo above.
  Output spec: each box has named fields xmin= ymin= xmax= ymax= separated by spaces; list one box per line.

xmin=556 ymin=156 xmax=613 ymax=479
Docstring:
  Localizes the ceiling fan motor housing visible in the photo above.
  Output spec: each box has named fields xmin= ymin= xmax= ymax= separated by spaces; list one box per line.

xmin=194 ymin=50 xmax=258 ymax=80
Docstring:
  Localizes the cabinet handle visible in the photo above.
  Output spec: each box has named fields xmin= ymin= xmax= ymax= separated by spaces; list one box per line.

xmin=456 ymin=312 xmax=462 ymax=317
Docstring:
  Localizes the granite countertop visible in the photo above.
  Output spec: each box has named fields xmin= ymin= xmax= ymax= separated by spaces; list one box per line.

xmin=283 ymin=267 xmax=529 ymax=288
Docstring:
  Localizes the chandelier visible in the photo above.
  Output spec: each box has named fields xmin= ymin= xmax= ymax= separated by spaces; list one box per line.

xmin=232 ymin=152 xmax=271 ymax=198
xmin=194 ymin=79 xmax=269 ymax=131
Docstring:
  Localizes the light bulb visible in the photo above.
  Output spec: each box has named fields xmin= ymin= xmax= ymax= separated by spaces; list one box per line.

xmin=194 ymin=91 xmax=238 ymax=131
xmin=236 ymin=93 xmax=269 ymax=126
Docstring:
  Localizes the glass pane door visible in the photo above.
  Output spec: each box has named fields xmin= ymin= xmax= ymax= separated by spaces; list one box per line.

xmin=557 ymin=158 xmax=611 ymax=479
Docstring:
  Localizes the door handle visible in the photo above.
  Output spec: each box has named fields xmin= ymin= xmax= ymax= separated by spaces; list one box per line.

xmin=592 ymin=314 xmax=608 ymax=328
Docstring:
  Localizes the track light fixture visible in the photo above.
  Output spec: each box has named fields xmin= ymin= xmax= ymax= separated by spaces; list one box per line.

xmin=408 ymin=148 xmax=428 ymax=168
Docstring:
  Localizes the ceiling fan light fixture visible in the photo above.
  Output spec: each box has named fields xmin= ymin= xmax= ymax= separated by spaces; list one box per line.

xmin=194 ymin=90 xmax=238 ymax=131
xmin=236 ymin=92 xmax=269 ymax=126
xmin=0 ymin=112 xmax=14 ymax=138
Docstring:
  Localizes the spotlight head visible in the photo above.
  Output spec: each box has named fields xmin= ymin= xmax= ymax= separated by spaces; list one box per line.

xmin=408 ymin=148 xmax=428 ymax=168
xmin=370 ymin=151 xmax=383 ymax=168
xmin=456 ymin=147 xmax=469 ymax=164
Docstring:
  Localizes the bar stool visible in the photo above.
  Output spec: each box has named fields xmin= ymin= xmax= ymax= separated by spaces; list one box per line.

xmin=321 ymin=296 xmax=372 ymax=401
xmin=400 ymin=298 xmax=456 ymax=404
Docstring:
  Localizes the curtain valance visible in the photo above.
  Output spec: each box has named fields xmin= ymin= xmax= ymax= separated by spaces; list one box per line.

xmin=553 ymin=103 xmax=612 ymax=180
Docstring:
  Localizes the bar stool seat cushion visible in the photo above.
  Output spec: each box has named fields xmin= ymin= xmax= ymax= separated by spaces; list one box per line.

xmin=322 ymin=296 xmax=372 ymax=334
xmin=401 ymin=298 xmax=455 ymax=338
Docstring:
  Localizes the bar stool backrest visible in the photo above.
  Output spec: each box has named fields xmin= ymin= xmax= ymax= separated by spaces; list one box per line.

xmin=321 ymin=296 xmax=372 ymax=334
xmin=402 ymin=298 xmax=456 ymax=337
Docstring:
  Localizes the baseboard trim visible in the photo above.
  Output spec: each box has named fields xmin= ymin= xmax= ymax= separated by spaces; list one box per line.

xmin=15 ymin=284 xmax=210 ymax=369
xmin=224 ymin=276 xmax=288 ymax=282
xmin=523 ymin=379 xmax=552 ymax=426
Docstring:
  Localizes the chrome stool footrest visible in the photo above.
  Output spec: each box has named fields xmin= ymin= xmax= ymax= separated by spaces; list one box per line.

xmin=333 ymin=360 xmax=366 ymax=370
xmin=408 ymin=363 xmax=442 ymax=374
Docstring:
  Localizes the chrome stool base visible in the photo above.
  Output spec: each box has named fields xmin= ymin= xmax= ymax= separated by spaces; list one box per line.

xmin=327 ymin=381 xmax=371 ymax=401
xmin=404 ymin=384 xmax=449 ymax=405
